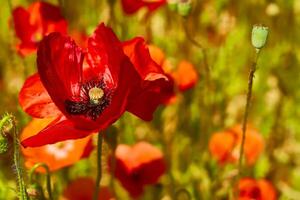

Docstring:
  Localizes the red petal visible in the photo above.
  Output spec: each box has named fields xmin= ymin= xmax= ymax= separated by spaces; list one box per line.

xmin=73 ymin=58 xmax=140 ymax=131
xmin=12 ymin=2 xmax=67 ymax=56
xmin=86 ymin=23 xmax=125 ymax=87
xmin=21 ymin=116 xmax=94 ymax=147
xmin=19 ymin=73 xmax=62 ymax=118
xmin=113 ymin=158 xmax=144 ymax=197
xmin=137 ymin=159 xmax=166 ymax=185
xmin=123 ymin=37 xmax=174 ymax=120
xmin=31 ymin=2 xmax=67 ymax=35
xmin=123 ymin=37 xmax=166 ymax=78
xmin=12 ymin=7 xmax=37 ymax=55
xmin=37 ymin=32 xmax=84 ymax=114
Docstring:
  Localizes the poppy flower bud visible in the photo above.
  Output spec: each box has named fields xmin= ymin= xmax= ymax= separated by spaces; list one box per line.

xmin=178 ymin=0 xmax=192 ymax=17
xmin=251 ymin=25 xmax=269 ymax=50
xmin=0 ymin=135 xmax=8 ymax=154
xmin=167 ymin=0 xmax=178 ymax=11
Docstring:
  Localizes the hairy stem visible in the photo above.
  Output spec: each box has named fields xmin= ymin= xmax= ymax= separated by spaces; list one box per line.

xmin=12 ymin=119 xmax=29 ymax=200
xmin=238 ymin=51 xmax=260 ymax=176
xmin=93 ymin=133 xmax=103 ymax=200
xmin=29 ymin=163 xmax=53 ymax=200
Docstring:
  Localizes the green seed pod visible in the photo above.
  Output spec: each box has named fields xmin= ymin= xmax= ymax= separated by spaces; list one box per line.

xmin=251 ymin=25 xmax=269 ymax=49
xmin=178 ymin=0 xmax=192 ymax=17
xmin=0 ymin=135 xmax=8 ymax=154
xmin=167 ymin=0 xmax=178 ymax=11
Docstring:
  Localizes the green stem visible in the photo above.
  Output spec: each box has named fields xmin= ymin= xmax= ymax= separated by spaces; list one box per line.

xmin=93 ymin=133 xmax=103 ymax=200
xmin=12 ymin=120 xmax=29 ymax=200
xmin=29 ymin=163 xmax=53 ymax=200
xmin=109 ymin=149 xmax=117 ymax=198
xmin=238 ymin=50 xmax=260 ymax=176
xmin=182 ymin=17 xmax=213 ymax=151
xmin=182 ymin=18 xmax=210 ymax=81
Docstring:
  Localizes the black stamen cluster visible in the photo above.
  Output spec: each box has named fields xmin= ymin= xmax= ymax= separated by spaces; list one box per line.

xmin=65 ymin=79 xmax=114 ymax=120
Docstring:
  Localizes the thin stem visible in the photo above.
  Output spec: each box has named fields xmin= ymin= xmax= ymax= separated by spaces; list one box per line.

xmin=93 ymin=133 xmax=103 ymax=200
xmin=182 ymin=18 xmax=210 ymax=81
xmin=29 ymin=163 xmax=53 ymax=200
xmin=12 ymin=119 xmax=29 ymax=200
xmin=238 ymin=50 xmax=260 ymax=176
xmin=182 ymin=17 xmax=213 ymax=150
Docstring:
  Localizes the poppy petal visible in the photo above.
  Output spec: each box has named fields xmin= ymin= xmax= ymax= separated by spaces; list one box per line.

xmin=123 ymin=37 xmax=174 ymax=120
xmin=21 ymin=118 xmax=93 ymax=172
xmin=19 ymin=73 xmax=62 ymax=118
xmin=21 ymin=116 xmax=94 ymax=147
xmin=87 ymin=58 xmax=140 ymax=130
xmin=37 ymin=32 xmax=84 ymax=114
xmin=86 ymin=23 xmax=124 ymax=87
xmin=12 ymin=7 xmax=36 ymax=54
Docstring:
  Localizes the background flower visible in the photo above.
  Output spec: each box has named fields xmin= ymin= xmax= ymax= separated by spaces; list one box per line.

xmin=21 ymin=118 xmax=93 ymax=172
xmin=110 ymin=142 xmax=165 ymax=197
xmin=238 ymin=178 xmax=277 ymax=200
xmin=209 ymin=124 xmax=264 ymax=165
xmin=62 ymin=177 xmax=114 ymax=200
xmin=12 ymin=2 xmax=67 ymax=56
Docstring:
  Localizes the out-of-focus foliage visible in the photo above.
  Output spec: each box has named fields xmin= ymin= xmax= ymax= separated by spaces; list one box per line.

xmin=0 ymin=0 xmax=300 ymax=199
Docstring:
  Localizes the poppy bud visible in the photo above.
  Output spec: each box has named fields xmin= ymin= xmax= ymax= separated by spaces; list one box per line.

xmin=178 ymin=0 xmax=192 ymax=17
xmin=0 ymin=135 xmax=8 ymax=154
xmin=167 ymin=0 xmax=178 ymax=11
xmin=251 ymin=25 xmax=269 ymax=50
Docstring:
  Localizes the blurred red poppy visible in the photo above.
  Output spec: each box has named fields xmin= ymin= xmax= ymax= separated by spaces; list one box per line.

xmin=148 ymin=44 xmax=198 ymax=103
xmin=110 ymin=142 xmax=165 ymax=198
xmin=21 ymin=118 xmax=93 ymax=172
xmin=121 ymin=0 xmax=166 ymax=14
xmin=238 ymin=178 xmax=277 ymax=200
xmin=19 ymin=23 xmax=173 ymax=147
xmin=171 ymin=60 xmax=198 ymax=92
xmin=62 ymin=177 xmax=114 ymax=200
xmin=209 ymin=124 xmax=264 ymax=165
xmin=12 ymin=2 xmax=67 ymax=56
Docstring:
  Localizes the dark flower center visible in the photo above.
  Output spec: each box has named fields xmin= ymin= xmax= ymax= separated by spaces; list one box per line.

xmin=65 ymin=79 xmax=114 ymax=120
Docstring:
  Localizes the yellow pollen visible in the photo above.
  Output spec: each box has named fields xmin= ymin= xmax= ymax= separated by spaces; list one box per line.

xmin=89 ymin=87 xmax=104 ymax=104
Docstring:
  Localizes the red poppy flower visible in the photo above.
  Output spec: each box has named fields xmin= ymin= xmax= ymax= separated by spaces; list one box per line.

xmin=62 ymin=177 xmax=114 ymax=200
xmin=21 ymin=118 xmax=93 ymax=172
xmin=121 ymin=0 xmax=166 ymax=14
xmin=19 ymin=23 xmax=173 ymax=147
xmin=238 ymin=178 xmax=277 ymax=200
xmin=12 ymin=2 xmax=67 ymax=56
xmin=209 ymin=124 xmax=264 ymax=165
xmin=148 ymin=45 xmax=198 ymax=103
xmin=110 ymin=142 xmax=166 ymax=198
